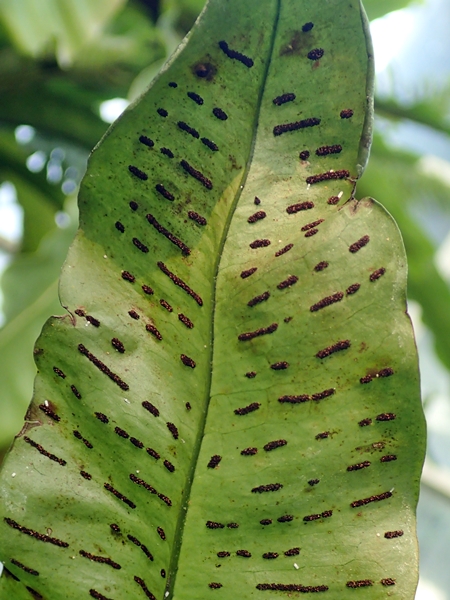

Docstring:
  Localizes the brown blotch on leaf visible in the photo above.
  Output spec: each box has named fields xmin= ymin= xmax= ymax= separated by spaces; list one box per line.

xmin=327 ymin=195 xmax=340 ymax=205
xmin=130 ymin=437 xmax=143 ymax=449
xmin=381 ymin=578 xmax=396 ymax=586
xmin=240 ymin=267 xmax=257 ymax=278
xmin=263 ymin=552 xmax=279 ymax=559
xmin=10 ymin=558 xmax=39 ymax=576
xmin=129 ymin=200 xmax=138 ymax=211
xmin=95 ymin=412 xmax=109 ymax=423
xmin=157 ymin=526 xmax=166 ymax=540
xmin=206 ymin=521 xmax=225 ymax=529
xmin=122 ymin=271 xmax=135 ymax=283
xmin=308 ymin=479 xmax=320 ymax=486
xmin=241 ymin=447 xmax=258 ymax=456
xmin=227 ymin=522 xmax=239 ymax=529
xmin=155 ymin=183 xmax=174 ymax=201
xmin=160 ymin=299 xmax=173 ymax=312
xmin=275 ymin=244 xmax=293 ymax=256
xmin=377 ymin=412 xmax=396 ymax=421
xmin=39 ymin=403 xmax=60 ymax=422
xmin=139 ymin=135 xmax=154 ymax=147
xmin=180 ymin=159 xmax=213 ymax=189
xmin=302 ymin=219 xmax=324 ymax=232
xmin=347 ymin=461 xmax=371 ymax=472
xmin=209 ymin=582 xmax=223 ymax=589
xmin=53 ymin=366 xmax=66 ymax=379
xmin=146 ymin=448 xmax=160 ymax=460
xmin=358 ymin=418 xmax=372 ymax=427
xmin=346 ymin=283 xmax=361 ymax=295
xmin=277 ymin=275 xmax=298 ymax=289
xmin=111 ymin=338 xmax=125 ymax=353
xmin=234 ymin=402 xmax=260 ymax=416
xmin=217 ymin=551 xmax=230 ymax=558
xmin=146 ymin=324 xmax=162 ymax=341
xmin=277 ymin=515 xmax=293 ymax=523
xmin=316 ymin=339 xmax=350 ymax=359
xmin=307 ymin=48 xmax=324 ymax=60
xmin=158 ymin=261 xmax=203 ymax=306
xmin=188 ymin=210 xmax=207 ymax=226
xmin=178 ymin=313 xmax=194 ymax=329
xmin=316 ymin=144 xmax=342 ymax=156
xmin=350 ymin=491 xmax=393 ymax=508
xmin=86 ymin=315 xmax=100 ymax=327
xmin=128 ymin=165 xmax=148 ymax=180
xmin=370 ymin=267 xmax=386 ymax=281
xmin=252 ymin=483 xmax=283 ymax=493
xmin=79 ymin=549 xmax=121 ymax=570
xmin=306 ymin=170 xmax=349 ymax=185
xmin=4 ymin=517 xmax=69 ymax=547
xmin=146 ymin=214 xmax=191 ymax=256
xmin=274 ymin=117 xmax=320 ymax=136
xmin=310 ymin=292 xmax=343 ymax=312
xmin=248 ymin=210 xmax=266 ymax=223
xmin=177 ymin=121 xmax=199 ymax=139
xmin=385 ymin=530 xmax=403 ymax=539
xmin=142 ymin=401 xmax=159 ymax=417
xmin=264 ymin=439 xmax=287 ymax=451
xmin=305 ymin=228 xmax=318 ymax=237
xmin=201 ymin=137 xmax=219 ymax=151
xmin=314 ymin=261 xmax=328 ymax=272
xmin=245 ymin=371 xmax=257 ymax=378
xmin=187 ymin=91 xmax=204 ymax=105
xmin=160 ymin=147 xmax=174 ymax=159
xmin=299 ymin=150 xmax=310 ymax=160
xmin=273 ymin=93 xmax=296 ymax=105
xmin=346 ymin=580 xmax=373 ymax=588
xmin=115 ymin=221 xmax=125 ymax=232
xmin=236 ymin=549 xmax=251 ymax=557
xmin=284 ymin=547 xmax=300 ymax=556
xmin=114 ymin=427 xmax=129 ymax=439
xmin=349 ymin=235 xmax=370 ymax=253
xmin=260 ymin=519 xmax=272 ymax=525
xmin=218 ymin=40 xmax=254 ymax=68
xmin=157 ymin=108 xmax=168 ymax=117
xmin=341 ymin=109 xmax=354 ymax=119
xmin=134 ymin=576 xmax=157 ymax=600
xmin=167 ymin=422 xmax=179 ymax=439
xmin=271 ymin=361 xmax=289 ymax=370
xmin=315 ymin=431 xmax=330 ymax=440
xmin=250 ymin=238 xmax=271 ymax=249
xmin=180 ymin=354 xmax=196 ymax=368
xmin=381 ymin=455 xmax=397 ymax=463
xmin=207 ymin=455 xmax=222 ymax=469
xmin=128 ymin=310 xmax=139 ymax=320
xmin=24 ymin=436 xmax=67 ymax=465
xmin=238 ymin=323 xmax=278 ymax=341
xmin=248 ymin=291 xmax=270 ymax=307
xmin=286 ymin=201 xmax=314 ymax=214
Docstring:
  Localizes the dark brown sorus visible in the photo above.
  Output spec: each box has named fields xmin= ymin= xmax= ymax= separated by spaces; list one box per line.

xmin=157 ymin=108 xmax=168 ymax=117
xmin=128 ymin=165 xmax=148 ymax=180
xmin=180 ymin=159 xmax=213 ymax=189
xmin=177 ymin=121 xmax=199 ymax=138
xmin=306 ymin=169 xmax=349 ymax=185
xmin=273 ymin=117 xmax=320 ymax=136
xmin=147 ymin=214 xmax=191 ymax=256
xmin=155 ymin=183 xmax=174 ymax=201
xmin=201 ymin=137 xmax=219 ymax=151
xmin=160 ymin=147 xmax=174 ymax=158
xmin=218 ymin=40 xmax=254 ymax=67
xmin=286 ymin=201 xmax=314 ymax=214
xmin=132 ymin=238 xmax=148 ymax=253
xmin=273 ymin=93 xmax=296 ymax=105
xmin=24 ymin=436 xmax=67 ymax=465
xmin=188 ymin=210 xmax=207 ymax=225
xmin=234 ymin=402 xmax=260 ymax=415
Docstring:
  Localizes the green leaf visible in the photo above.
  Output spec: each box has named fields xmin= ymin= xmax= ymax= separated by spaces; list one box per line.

xmin=0 ymin=1 xmax=425 ymax=599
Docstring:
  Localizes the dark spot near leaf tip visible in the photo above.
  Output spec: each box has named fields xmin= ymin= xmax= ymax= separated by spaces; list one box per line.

xmin=271 ymin=361 xmax=289 ymax=370
xmin=146 ymin=324 xmax=162 ymax=340
xmin=218 ymin=40 xmax=254 ymax=67
xmin=201 ymin=137 xmax=219 ymax=151
xmin=4 ymin=518 xmax=69 ymax=547
xmin=248 ymin=210 xmax=266 ymax=223
xmin=24 ymin=436 xmax=66 ymax=465
xmin=286 ymin=201 xmax=314 ymax=214
xmin=250 ymin=239 xmax=271 ymax=249
xmin=308 ymin=479 xmax=320 ymax=486
xmin=179 ymin=313 xmax=194 ymax=328
xmin=252 ymin=483 xmax=283 ymax=493
xmin=206 ymin=521 xmax=224 ymax=529
xmin=234 ymin=402 xmax=260 ymax=415
xmin=302 ymin=22 xmax=314 ymax=32
xmin=310 ymin=292 xmax=343 ymax=312
xmin=10 ymin=558 xmax=39 ymax=576
xmin=328 ymin=196 xmax=340 ymax=205
xmin=314 ymin=261 xmax=328 ymax=272
xmin=111 ymin=338 xmax=125 ymax=353
xmin=128 ymin=165 xmax=148 ymax=180
xmin=236 ymin=549 xmax=251 ymax=557
xmin=160 ymin=299 xmax=172 ymax=312
xmin=157 ymin=108 xmax=168 ymax=117
xmin=180 ymin=354 xmax=196 ymax=368
xmin=273 ymin=93 xmax=296 ymax=105
xmin=307 ymin=48 xmax=324 ymax=60
xmin=370 ymin=267 xmax=386 ymax=281
xmin=347 ymin=461 xmax=371 ymax=471
xmin=381 ymin=454 xmax=397 ymax=462
xmin=349 ymin=235 xmax=370 ymax=253
xmin=385 ymin=530 xmax=403 ymax=539
xmin=346 ymin=283 xmax=360 ymax=295
xmin=351 ymin=491 xmax=393 ymax=508
xmin=377 ymin=412 xmax=396 ymax=421
xmin=277 ymin=275 xmax=298 ymax=290
xmin=299 ymin=150 xmax=310 ymax=160
xmin=207 ymin=455 xmax=222 ymax=468
xmin=275 ymin=244 xmax=293 ymax=257
xmin=139 ymin=135 xmax=154 ymax=148
xmin=160 ymin=147 xmax=174 ymax=158
xmin=277 ymin=515 xmax=293 ymax=523
xmin=213 ymin=107 xmax=228 ymax=120
xmin=133 ymin=238 xmax=149 ymax=253
xmin=264 ymin=439 xmax=287 ymax=451
xmin=122 ymin=271 xmax=135 ymax=283
xmin=248 ymin=291 xmax=270 ymax=307
xmin=128 ymin=310 xmax=139 ymax=320
xmin=180 ymin=159 xmax=213 ymax=189
xmin=209 ymin=582 xmax=223 ymax=589
xmin=256 ymin=584 xmax=328 ymax=592
xmin=114 ymin=427 xmax=129 ymax=439
xmin=188 ymin=210 xmax=207 ymax=225
xmin=187 ymin=91 xmax=203 ymax=105
xmin=134 ymin=576 xmax=157 ymax=600
xmin=306 ymin=170 xmax=349 ymax=185
xmin=303 ymin=510 xmax=332 ymax=522
xmin=157 ymin=262 xmax=203 ymax=305
xmin=147 ymin=448 xmax=160 ymax=460
xmin=53 ymin=366 xmax=66 ymax=378
xmin=155 ymin=184 xmax=174 ymax=201
xmin=238 ymin=323 xmax=278 ymax=341
xmin=79 ymin=550 xmax=121 ymax=570
xmin=347 ymin=580 xmax=373 ymax=588
xmin=95 ymin=412 xmax=109 ymax=423
xmin=178 ymin=121 xmax=199 ymax=139
xmin=39 ymin=403 xmax=60 ymax=422
xmin=381 ymin=579 xmax=396 ymax=586
xmin=245 ymin=372 xmax=256 ymax=378
xmin=360 ymin=369 xmax=394 ymax=384
xmin=273 ymin=117 xmax=320 ymax=136
xmin=341 ymin=109 xmax=354 ymax=118
xmin=90 ymin=591 xmax=113 ymax=600
xmin=316 ymin=144 xmax=342 ymax=156
xmin=73 ymin=430 xmax=93 ymax=449
xmin=241 ymin=447 xmax=258 ymax=455
xmin=316 ymin=339 xmax=350 ymax=359
xmin=142 ymin=401 xmax=159 ymax=417
xmin=167 ymin=422 xmax=179 ymax=439
xmin=241 ymin=267 xmax=257 ymax=278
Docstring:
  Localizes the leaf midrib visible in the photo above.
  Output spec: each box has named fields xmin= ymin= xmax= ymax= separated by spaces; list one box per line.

xmin=165 ymin=3 xmax=282 ymax=596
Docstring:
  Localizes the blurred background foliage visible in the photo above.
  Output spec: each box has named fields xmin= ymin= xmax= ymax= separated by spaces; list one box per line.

xmin=0 ymin=0 xmax=449 ymax=597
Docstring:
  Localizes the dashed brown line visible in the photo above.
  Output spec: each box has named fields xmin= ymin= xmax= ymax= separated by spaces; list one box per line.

xmin=310 ymin=292 xmax=343 ymax=312
xmin=24 ymin=437 xmax=66 ymax=466
xmin=78 ymin=344 xmax=129 ymax=391
xmin=157 ymin=262 xmax=203 ymax=306
xmin=104 ymin=483 xmax=136 ymax=509
xmin=218 ymin=40 xmax=254 ymax=68
xmin=238 ymin=323 xmax=278 ymax=341
xmin=4 ymin=518 xmax=69 ymax=547
xmin=147 ymin=214 xmax=191 ymax=256
xmin=273 ymin=117 xmax=320 ymax=136
xmin=79 ymin=550 xmax=121 ymax=570
xmin=306 ymin=170 xmax=349 ymax=185
xmin=180 ymin=160 xmax=213 ymax=189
